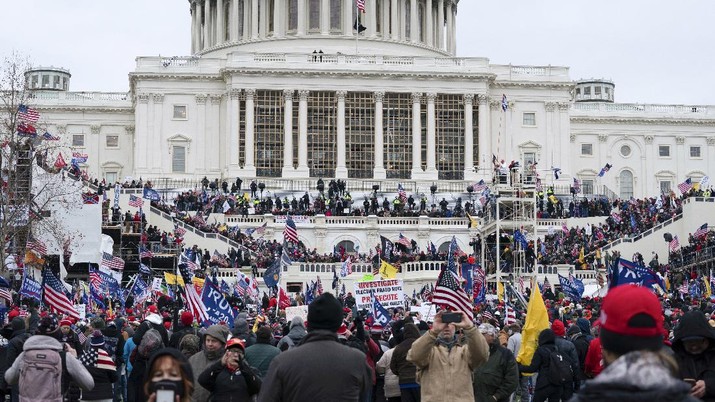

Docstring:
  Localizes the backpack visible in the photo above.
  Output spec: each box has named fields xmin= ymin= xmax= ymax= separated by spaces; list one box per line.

xmin=18 ymin=349 xmax=67 ymax=402
xmin=547 ymin=349 xmax=573 ymax=385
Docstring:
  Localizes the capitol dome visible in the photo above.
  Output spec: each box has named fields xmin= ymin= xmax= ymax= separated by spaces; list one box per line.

xmin=189 ymin=0 xmax=459 ymax=56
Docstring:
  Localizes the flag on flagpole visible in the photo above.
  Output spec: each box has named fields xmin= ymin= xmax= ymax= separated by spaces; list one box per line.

xmin=516 ymin=278 xmax=549 ymax=366
xmin=43 ymin=270 xmax=80 ymax=319
xmin=26 ymin=237 xmax=48 ymax=256
xmin=669 ymin=236 xmax=680 ymax=252
xmin=694 ymin=223 xmax=709 ymax=238
xmin=678 ymin=178 xmax=693 ymax=194
xmin=284 ymin=216 xmax=299 ymax=244
xmin=128 ymin=195 xmax=144 ymax=208
xmin=379 ymin=260 xmax=398 ymax=279
xmin=598 ymin=163 xmax=612 ymax=177
xmin=101 ymin=252 xmax=125 ymax=271
xmin=18 ymin=104 xmax=40 ymax=123
xmin=139 ymin=245 xmax=153 ymax=259
xmin=432 ymin=267 xmax=474 ymax=321
xmin=356 ymin=0 xmax=366 ymax=12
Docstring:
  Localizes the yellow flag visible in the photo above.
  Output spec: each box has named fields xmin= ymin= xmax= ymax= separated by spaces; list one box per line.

xmin=497 ymin=281 xmax=504 ymax=302
xmin=517 ymin=278 xmax=550 ymax=367
xmin=466 ymin=212 xmax=479 ymax=229
xmin=164 ymin=272 xmax=185 ymax=286
xmin=705 ymin=277 xmax=712 ymax=298
xmin=192 ymin=276 xmax=205 ymax=288
xmin=665 ymin=276 xmax=671 ymax=291
xmin=379 ymin=260 xmax=398 ymax=279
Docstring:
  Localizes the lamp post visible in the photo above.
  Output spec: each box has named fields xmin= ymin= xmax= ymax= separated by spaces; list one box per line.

xmin=258 ymin=182 xmax=265 ymax=199
xmin=430 ymin=184 xmax=437 ymax=209
xmin=466 ymin=185 xmax=474 ymax=214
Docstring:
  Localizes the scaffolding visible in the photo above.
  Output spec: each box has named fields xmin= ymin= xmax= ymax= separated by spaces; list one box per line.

xmin=1 ymin=140 xmax=34 ymax=255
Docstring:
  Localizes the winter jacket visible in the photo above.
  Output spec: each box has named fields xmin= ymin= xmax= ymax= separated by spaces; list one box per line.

xmin=518 ymin=329 xmax=562 ymax=393
xmin=672 ymin=309 xmax=715 ymax=402
xmin=473 ymin=342 xmax=519 ymax=402
xmin=244 ymin=342 xmax=280 ymax=377
xmin=188 ymin=325 xmax=229 ymax=402
xmin=232 ymin=314 xmax=256 ymax=347
xmin=407 ymin=326 xmax=489 ymax=402
xmin=4 ymin=335 xmax=95 ymax=392
xmin=5 ymin=319 xmax=30 ymax=369
xmin=569 ymin=331 xmax=590 ymax=381
xmin=169 ymin=325 xmax=199 ymax=349
xmin=258 ymin=330 xmax=372 ymax=402
xmin=276 ymin=320 xmax=307 ymax=351
xmin=132 ymin=313 xmax=170 ymax=347
xmin=376 ymin=348 xmax=400 ymax=399
xmin=102 ymin=325 xmax=126 ymax=366
xmin=555 ymin=336 xmax=580 ymax=382
xmin=82 ymin=349 xmax=119 ymax=401
xmin=583 ymin=337 xmax=602 ymax=378
xmin=390 ymin=323 xmax=421 ymax=384
xmin=569 ymin=350 xmax=700 ymax=402
xmin=198 ymin=360 xmax=262 ymax=402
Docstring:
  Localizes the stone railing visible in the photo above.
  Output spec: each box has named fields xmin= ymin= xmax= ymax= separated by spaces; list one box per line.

xmin=573 ymin=102 xmax=711 ymax=115
xmin=29 ymin=91 xmax=130 ymax=103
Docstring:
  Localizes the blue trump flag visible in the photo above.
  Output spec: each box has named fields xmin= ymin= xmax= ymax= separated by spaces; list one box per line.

xmin=201 ymin=278 xmax=235 ymax=328
xmin=263 ymin=258 xmax=281 ymax=289
xmin=558 ymin=274 xmax=583 ymax=301
xmin=372 ymin=294 xmax=391 ymax=327
xmin=143 ymin=187 xmax=161 ymax=201
xmin=612 ymin=258 xmax=665 ymax=292
xmin=19 ymin=275 xmax=42 ymax=301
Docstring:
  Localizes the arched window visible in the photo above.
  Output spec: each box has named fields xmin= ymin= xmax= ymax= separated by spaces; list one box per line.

xmin=336 ymin=240 xmax=356 ymax=253
xmin=438 ymin=241 xmax=451 ymax=253
xmin=619 ymin=170 xmax=634 ymax=199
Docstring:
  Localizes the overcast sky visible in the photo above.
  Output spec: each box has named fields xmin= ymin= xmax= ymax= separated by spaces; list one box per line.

xmin=1 ymin=0 xmax=713 ymax=105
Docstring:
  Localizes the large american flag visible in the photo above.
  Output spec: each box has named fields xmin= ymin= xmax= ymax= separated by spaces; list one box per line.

xmin=43 ymin=270 xmax=80 ymax=319
xmin=101 ymin=252 xmax=125 ymax=271
xmin=678 ymin=178 xmax=693 ymax=194
xmin=139 ymin=245 xmax=153 ymax=260
xmin=284 ymin=216 xmax=299 ymax=244
xmin=184 ymin=283 xmax=208 ymax=323
xmin=694 ymin=223 xmax=709 ymax=239
xmin=356 ymin=0 xmax=365 ymax=12
xmin=89 ymin=270 xmax=103 ymax=292
xmin=0 ymin=286 xmax=11 ymax=304
xmin=128 ymin=195 xmax=144 ymax=208
xmin=669 ymin=236 xmax=680 ymax=252
xmin=18 ymin=104 xmax=40 ymax=123
xmin=396 ymin=233 xmax=412 ymax=248
xmin=432 ymin=268 xmax=474 ymax=321
xmin=26 ymin=237 xmax=48 ymax=256
xmin=503 ymin=303 xmax=517 ymax=326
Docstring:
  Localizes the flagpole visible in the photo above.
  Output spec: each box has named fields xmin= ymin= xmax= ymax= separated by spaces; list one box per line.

xmin=355 ymin=1 xmax=359 ymax=55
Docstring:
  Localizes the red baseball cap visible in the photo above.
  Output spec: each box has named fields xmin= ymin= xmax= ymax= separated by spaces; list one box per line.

xmin=599 ymin=284 xmax=664 ymax=338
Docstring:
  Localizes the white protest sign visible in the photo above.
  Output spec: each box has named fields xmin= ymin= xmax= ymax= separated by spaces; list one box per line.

xmin=410 ymin=302 xmax=436 ymax=322
xmin=74 ymin=304 xmax=86 ymax=320
xmin=285 ymin=305 xmax=309 ymax=323
xmin=354 ymin=279 xmax=404 ymax=311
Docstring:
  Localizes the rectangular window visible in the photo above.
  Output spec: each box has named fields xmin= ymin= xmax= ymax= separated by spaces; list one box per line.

xmin=659 ymin=145 xmax=670 ymax=157
xmin=660 ymin=180 xmax=672 ymax=194
xmin=106 ymin=135 xmax=119 ymax=148
xmin=690 ymin=146 xmax=701 ymax=158
xmin=105 ymin=172 xmax=117 ymax=184
xmin=72 ymin=134 xmax=85 ymax=147
xmin=288 ymin=0 xmax=298 ymax=31
xmin=581 ymin=143 xmax=593 ymax=156
xmin=522 ymin=112 xmax=536 ymax=126
xmin=523 ymin=152 xmax=536 ymax=166
xmin=330 ymin=0 xmax=342 ymax=31
xmin=594 ymin=86 xmax=602 ymax=95
xmin=42 ymin=75 xmax=50 ymax=88
xmin=172 ymin=146 xmax=186 ymax=173
xmin=583 ymin=87 xmax=591 ymax=95
xmin=173 ymin=105 xmax=187 ymax=119
xmin=309 ymin=0 xmax=320 ymax=31
xmin=582 ymin=179 xmax=594 ymax=195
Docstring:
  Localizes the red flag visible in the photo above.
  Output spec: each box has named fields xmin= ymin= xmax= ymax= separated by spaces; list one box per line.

xmin=278 ymin=287 xmax=291 ymax=309
xmin=54 ymin=153 xmax=67 ymax=169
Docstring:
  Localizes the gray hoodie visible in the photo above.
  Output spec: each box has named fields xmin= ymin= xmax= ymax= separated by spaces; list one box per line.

xmin=5 ymin=335 xmax=95 ymax=392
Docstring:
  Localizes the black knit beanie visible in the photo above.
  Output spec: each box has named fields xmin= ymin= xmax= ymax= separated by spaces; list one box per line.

xmin=307 ymin=293 xmax=343 ymax=332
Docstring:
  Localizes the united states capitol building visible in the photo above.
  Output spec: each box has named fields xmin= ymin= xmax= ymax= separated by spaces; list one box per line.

xmin=24 ymin=1 xmax=715 ymax=291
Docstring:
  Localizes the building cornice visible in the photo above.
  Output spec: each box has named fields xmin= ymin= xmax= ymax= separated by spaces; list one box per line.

xmin=220 ymin=67 xmax=495 ymax=81
xmin=33 ymin=106 xmax=134 ymax=114
xmin=492 ymin=81 xmax=575 ymax=90
xmin=570 ymin=115 xmax=715 ymax=126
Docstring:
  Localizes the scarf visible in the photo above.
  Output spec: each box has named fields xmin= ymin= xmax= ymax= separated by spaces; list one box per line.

xmin=436 ymin=336 xmax=458 ymax=352
xmin=80 ymin=347 xmax=117 ymax=371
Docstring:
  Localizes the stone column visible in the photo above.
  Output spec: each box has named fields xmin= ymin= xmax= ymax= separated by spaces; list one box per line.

xmin=390 ymin=0 xmax=399 ymax=40
xmin=437 ymin=0 xmax=444 ymax=50
xmin=409 ymin=0 xmax=418 ymax=42
xmin=366 ymin=0 xmax=377 ymax=37
xmin=274 ymin=0 xmax=284 ymax=37
xmin=204 ymin=0 xmax=212 ymax=47
xmin=190 ymin=2 xmax=197 ymax=53
xmin=227 ymin=89 xmax=241 ymax=174
xmin=545 ymin=102 xmax=556 ymax=167
xmin=321 ymin=0 xmax=330 ymax=34
xmin=400 ymin=0 xmax=407 ymax=39
xmin=450 ymin=2 xmax=457 ymax=54
xmin=336 ymin=90 xmax=348 ymax=178
xmin=446 ymin=1 xmax=453 ymax=53
xmin=209 ymin=94 xmax=222 ymax=172
xmin=374 ymin=91 xmax=386 ymax=179
xmin=252 ymin=0 xmax=260 ymax=39
xmin=217 ymin=0 xmax=225 ymax=43
xmin=297 ymin=0 xmax=307 ymax=35
xmin=343 ymin=0 xmax=353 ymax=36
xmin=151 ymin=94 xmax=164 ymax=173
xmin=197 ymin=0 xmax=205 ymax=50
xmin=243 ymin=0 xmax=251 ymax=38
xmin=425 ymin=0 xmax=433 ymax=47
xmin=297 ymin=90 xmax=310 ymax=176
xmin=477 ymin=95 xmax=489 ymax=170
xmin=244 ymin=89 xmax=256 ymax=169
xmin=463 ymin=94 xmax=474 ymax=178
xmin=231 ymin=0 xmax=240 ymax=41
xmin=135 ymin=94 xmax=150 ymax=174
xmin=426 ymin=93 xmax=436 ymax=173
xmin=282 ymin=90 xmax=294 ymax=175
xmin=195 ymin=94 xmax=207 ymax=174
xmin=260 ymin=0 xmax=269 ymax=38
xmin=558 ymin=103 xmax=570 ymax=176
xmin=411 ymin=92 xmax=422 ymax=175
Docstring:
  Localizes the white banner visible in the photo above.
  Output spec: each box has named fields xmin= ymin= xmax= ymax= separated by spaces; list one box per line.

xmin=274 ymin=215 xmax=311 ymax=224
xmin=354 ymin=279 xmax=404 ymax=311
xmin=152 ymin=277 xmax=163 ymax=292
xmin=285 ymin=305 xmax=309 ymax=323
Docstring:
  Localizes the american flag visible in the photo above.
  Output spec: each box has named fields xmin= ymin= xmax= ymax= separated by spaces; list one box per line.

xmin=42 ymin=131 xmax=60 ymax=141
xmin=71 ymin=324 xmax=88 ymax=344
xmin=43 ymin=270 xmax=80 ymax=319
xmin=503 ymin=303 xmax=517 ymax=326
xmin=101 ymin=252 xmax=125 ymax=271
xmin=572 ymin=177 xmax=581 ymax=193
xmin=473 ymin=179 xmax=487 ymax=193
xmin=284 ymin=216 xmax=299 ymax=244
xmin=340 ymin=257 xmax=353 ymax=277
xmin=139 ymin=245 xmax=153 ymax=259
xmin=669 ymin=236 xmax=680 ymax=252
xmin=542 ymin=277 xmax=551 ymax=293
xmin=174 ymin=225 xmax=187 ymax=237
xmin=356 ymin=0 xmax=365 ymax=12
xmin=678 ymin=178 xmax=693 ymax=194
xmin=0 ymin=286 xmax=11 ymax=303
xmin=184 ymin=283 xmax=208 ymax=324
xmin=518 ymin=275 xmax=526 ymax=294
xmin=433 ymin=268 xmax=474 ymax=321
xmin=17 ymin=104 xmax=40 ymax=123
xmin=678 ymin=280 xmax=689 ymax=295
xmin=128 ymin=195 xmax=144 ymax=208
xmin=396 ymin=233 xmax=412 ymax=248
xmin=397 ymin=183 xmax=407 ymax=204
xmin=89 ymin=270 xmax=103 ymax=292
xmin=420 ymin=284 xmax=432 ymax=301
xmin=316 ymin=276 xmax=324 ymax=296
xmin=26 ymin=237 xmax=48 ymax=256
xmin=180 ymin=253 xmax=200 ymax=273
xmin=694 ymin=223 xmax=709 ymax=239
xmin=482 ymin=309 xmax=495 ymax=322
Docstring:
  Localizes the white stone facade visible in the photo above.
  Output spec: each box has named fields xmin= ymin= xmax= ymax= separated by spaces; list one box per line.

xmin=26 ymin=0 xmax=715 ymax=200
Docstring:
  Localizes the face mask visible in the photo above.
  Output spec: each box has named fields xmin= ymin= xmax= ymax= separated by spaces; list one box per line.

xmin=150 ymin=379 xmax=185 ymax=398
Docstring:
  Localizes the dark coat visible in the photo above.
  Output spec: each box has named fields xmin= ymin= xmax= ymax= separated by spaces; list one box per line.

xmin=132 ymin=315 xmax=169 ymax=347
xmin=569 ymin=331 xmax=590 ymax=381
xmin=473 ymin=342 xmax=519 ymax=402
xmin=672 ymin=310 xmax=715 ymax=402
xmin=518 ymin=329 xmax=561 ymax=393
xmin=198 ymin=360 xmax=261 ymax=401
xmin=244 ymin=343 xmax=280 ymax=377
xmin=257 ymin=330 xmax=371 ymax=402
xmin=169 ymin=325 xmax=200 ymax=349
xmin=82 ymin=353 xmax=120 ymax=401
xmin=389 ymin=323 xmax=420 ymax=384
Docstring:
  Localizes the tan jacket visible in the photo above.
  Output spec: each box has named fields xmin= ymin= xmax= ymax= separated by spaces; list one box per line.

xmin=406 ymin=326 xmax=489 ymax=402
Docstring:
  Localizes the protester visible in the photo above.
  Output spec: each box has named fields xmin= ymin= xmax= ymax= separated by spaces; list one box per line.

xmin=133 ymin=305 xmax=170 ymax=347
xmin=198 ymin=337 xmax=262 ymax=401
xmin=143 ymin=348 xmax=194 ymax=402
xmin=506 ymin=321 xmax=530 ymax=402
xmin=81 ymin=330 xmax=119 ymax=402
xmin=517 ymin=329 xmax=565 ymax=402
xmin=407 ymin=311 xmax=489 ymax=402
xmin=568 ymin=323 xmax=590 ymax=390
xmin=127 ymin=327 xmax=164 ymax=402
xmin=376 ymin=344 xmax=401 ymax=402
xmin=551 ymin=319 xmax=579 ymax=400
xmin=472 ymin=323 xmax=518 ymax=402
xmin=671 ymin=309 xmax=715 ymax=401
xmin=244 ymin=326 xmax=280 ymax=376
xmin=188 ymin=324 xmax=230 ymax=402
xmin=390 ymin=320 xmax=422 ymax=401
xmin=169 ymin=311 xmax=198 ymax=349
xmin=258 ymin=293 xmax=372 ymax=401
xmin=276 ymin=316 xmax=307 ymax=351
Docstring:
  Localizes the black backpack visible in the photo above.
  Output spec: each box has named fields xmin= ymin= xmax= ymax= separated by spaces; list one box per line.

xmin=547 ymin=349 xmax=573 ymax=385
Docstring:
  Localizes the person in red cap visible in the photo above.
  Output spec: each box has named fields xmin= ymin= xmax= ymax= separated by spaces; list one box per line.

xmin=169 ymin=311 xmax=199 ymax=349
xmin=570 ymin=285 xmax=698 ymax=402
xmin=198 ymin=337 xmax=262 ymax=400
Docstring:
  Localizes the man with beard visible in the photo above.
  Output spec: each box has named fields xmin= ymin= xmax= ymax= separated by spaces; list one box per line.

xmin=188 ymin=324 xmax=230 ymax=402
xmin=472 ymin=323 xmax=518 ymax=402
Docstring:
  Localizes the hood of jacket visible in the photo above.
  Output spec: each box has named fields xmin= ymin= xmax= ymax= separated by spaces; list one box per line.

xmin=22 ymin=334 xmax=63 ymax=351
xmin=232 ymin=315 xmax=250 ymax=337
xmin=672 ymin=310 xmax=715 ymax=353
xmin=576 ymin=350 xmax=693 ymax=402
xmin=102 ymin=325 xmax=121 ymax=338
xmin=576 ymin=318 xmax=592 ymax=336
xmin=402 ymin=323 xmax=421 ymax=341
xmin=538 ymin=328 xmax=556 ymax=346
xmin=287 ymin=323 xmax=307 ymax=341
xmin=204 ymin=324 xmax=229 ymax=345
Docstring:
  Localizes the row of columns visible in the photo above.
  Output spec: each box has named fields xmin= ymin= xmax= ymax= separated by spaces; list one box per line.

xmin=190 ymin=0 xmax=458 ymax=54
xmin=226 ymin=89 xmax=484 ymax=179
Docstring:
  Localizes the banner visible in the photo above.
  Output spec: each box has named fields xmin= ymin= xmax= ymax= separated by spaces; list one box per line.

xmin=151 ymin=278 xmax=163 ymax=292
xmin=99 ymin=266 xmax=123 ymax=285
xmin=274 ymin=215 xmax=310 ymax=224
xmin=285 ymin=305 xmax=308 ymax=323
xmin=354 ymin=279 xmax=404 ymax=311
xmin=19 ymin=275 xmax=42 ymax=301
xmin=113 ymin=183 xmax=121 ymax=209
xmin=201 ymin=279 xmax=235 ymax=328
xmin=73 ymin=304 xmax=86 ymax=320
